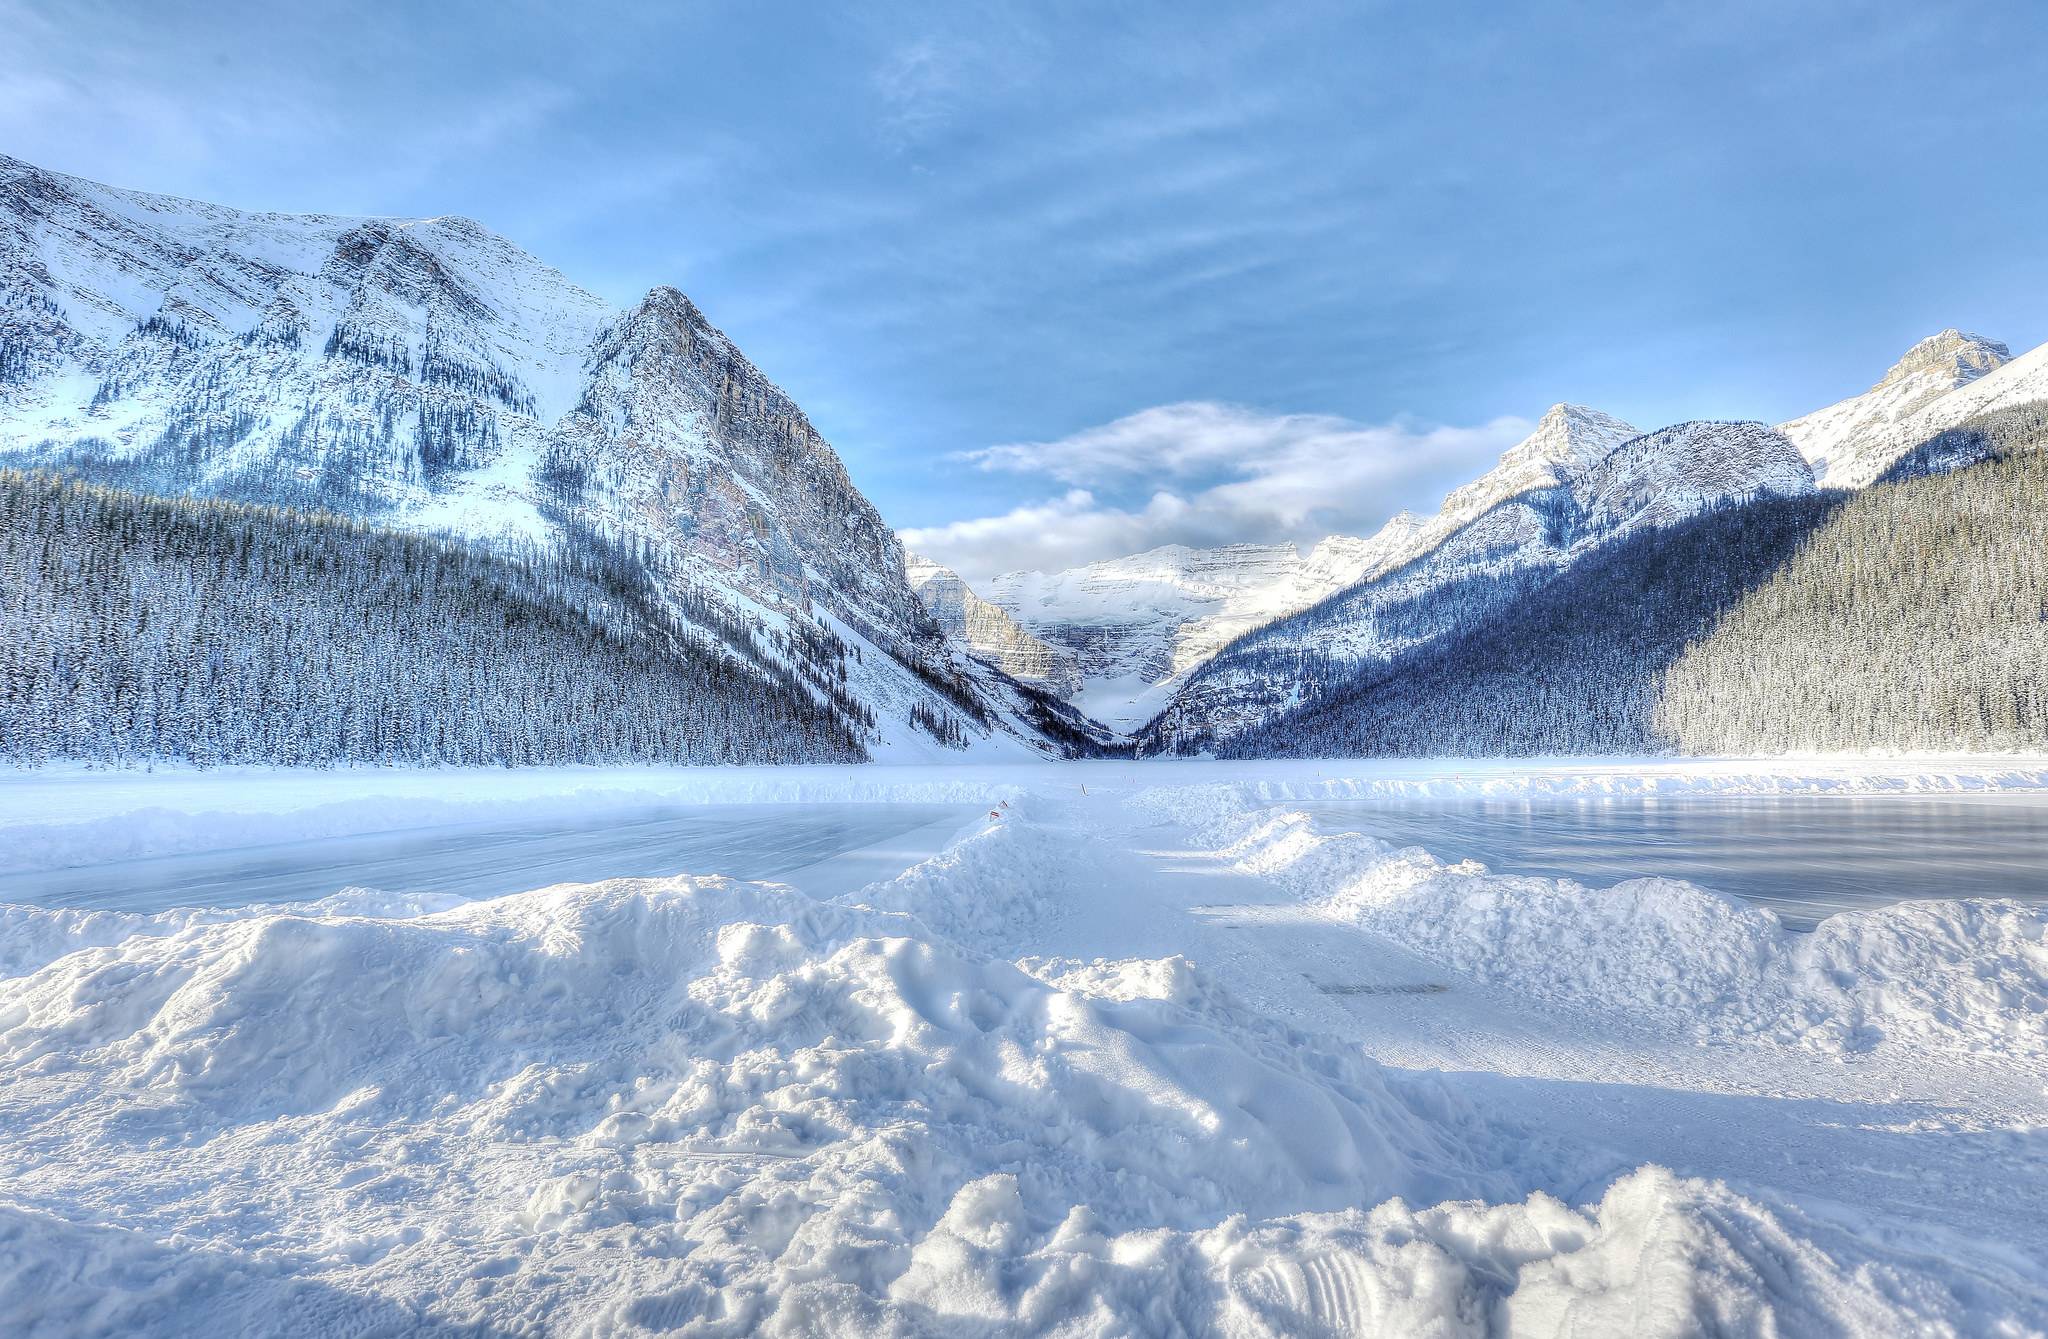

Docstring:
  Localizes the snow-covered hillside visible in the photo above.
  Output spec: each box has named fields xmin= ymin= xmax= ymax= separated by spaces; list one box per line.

xmin=1778 ymin=329 xmax=2011 ymax=486
xmin=1147 ymin=413 xmax=1815 ymax=751
xmin=0 ymin=153 xmax=1065 ymax=762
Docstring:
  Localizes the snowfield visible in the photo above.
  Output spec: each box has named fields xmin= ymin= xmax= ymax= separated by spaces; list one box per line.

xmin=3 ymin=758 xmax=2047 ymax=1335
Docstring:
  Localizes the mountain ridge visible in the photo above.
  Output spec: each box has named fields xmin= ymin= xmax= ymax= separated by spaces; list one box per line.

xmin=0 ymin=152 xmax=1076 ymax=761
xmin=1141 ymin=416 xmax=1816 ymax=752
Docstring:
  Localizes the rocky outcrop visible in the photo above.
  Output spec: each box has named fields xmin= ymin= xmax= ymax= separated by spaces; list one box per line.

xmin=1778 ymin=330 xmax=2010 ymax=487
xmin=0 ymin=153 xmax=1073 ymax=759
xmin=905 ymin=553 xmax=1083 ymax=696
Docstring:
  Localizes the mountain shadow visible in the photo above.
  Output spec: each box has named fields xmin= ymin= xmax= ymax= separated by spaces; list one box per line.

xmin=1216 ymin=490 xmax=1848 ymax=758
xmin=1219 ymin=400 xmax=2048 ymax=759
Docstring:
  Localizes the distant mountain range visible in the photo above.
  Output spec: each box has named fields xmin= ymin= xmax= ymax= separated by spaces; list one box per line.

xmin=932 ymin=329 xmax=2048 ymax=755
xmin=5 ymin=152 xmax=2043 ymax=766
xmin=0 ymin=152 xmax=1100 ymax=765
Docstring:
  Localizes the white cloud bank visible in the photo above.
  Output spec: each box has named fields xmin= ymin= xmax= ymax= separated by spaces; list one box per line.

xmin=901 ymin=401 xmax=1528 ymax=583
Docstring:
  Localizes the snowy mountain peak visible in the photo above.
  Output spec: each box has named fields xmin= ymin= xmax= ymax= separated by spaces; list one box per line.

xmin=0 ymin=153 xmax=1077 ymax=761
xmin=1143 ymin=417 xmax=1816 ymax=753
xmin=1503 ymin=403 xmax=1645 ymax=478
xmin=1381 ymin=403 xmax=1640 ymax=580
xmin=1779 ymin=329 xmax=2016 ymax=487
xmin=1875 ymin=329 xmax=2009 ymax=391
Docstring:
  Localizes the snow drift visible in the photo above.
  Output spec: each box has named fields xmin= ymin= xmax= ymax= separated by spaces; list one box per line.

xmin=4 ymin=765 xmax=2047 ymax=1333
xmin=0 ymin=872 xmax=1497 ymax=1333
xmin=1170 ymin=792 xmax=2048 ymax=1058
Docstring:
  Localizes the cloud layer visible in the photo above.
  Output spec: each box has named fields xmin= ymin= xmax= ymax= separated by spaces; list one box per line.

xmin=901 ymin=402 xmax=1527 ymax=583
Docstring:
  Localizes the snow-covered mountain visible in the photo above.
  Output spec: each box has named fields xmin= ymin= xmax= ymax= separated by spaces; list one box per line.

xmin=1392 ymin=403 xmax=1641 ymax=566
xmin=983 ymin=532 xmax=1414 ymax=729
xmin=1145 ymin=414 xmax=1815 ymax=751
xmin=1779 ymin=330 xmax=2011 ymax=486
xmin=0 ymin=153 xmax=1070 ymax=760
xmin=971 ymin=405 xmax=1635 ymax=733
xmin=905 ymin=552 xmax=1082 ymax=696
xmin=1140 ymin=331 xmax=2048 ymax=755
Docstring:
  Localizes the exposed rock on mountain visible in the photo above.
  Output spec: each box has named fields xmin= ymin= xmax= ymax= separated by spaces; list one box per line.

xmin=0 ymin=153 xmax=1071 ymax=761
xmin=1780 ymin=330 xmax=2011 ymax=486
xmin=905 ymin=552 xmax=1082 ymax=696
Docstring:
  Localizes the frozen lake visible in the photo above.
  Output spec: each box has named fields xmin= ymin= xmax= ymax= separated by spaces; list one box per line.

xmin=0 ymin=802 xmax=976 ymax=912
xmin=1303 ymin=793 xmax=2048 ymax=929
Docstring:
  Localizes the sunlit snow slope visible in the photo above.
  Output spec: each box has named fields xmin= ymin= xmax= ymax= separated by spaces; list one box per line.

xmin=1146 ymin=410 xmax=1814 ymax=750
xmin=0 ymin=153 xmax=1071 ymax=761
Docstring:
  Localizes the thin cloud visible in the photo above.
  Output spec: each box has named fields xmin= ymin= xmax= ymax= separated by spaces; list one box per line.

xmin=906 ymin=402 xmax=1529 ymax=584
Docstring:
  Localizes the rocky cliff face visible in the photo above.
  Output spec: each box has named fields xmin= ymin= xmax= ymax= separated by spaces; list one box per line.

xmin=905 ymin=553 xmax=1082 ymax=696
xmin=982 ymin=535 xmax=1412 ymax=730
xmin=0 ymin=153 xmax=1067 ymax=759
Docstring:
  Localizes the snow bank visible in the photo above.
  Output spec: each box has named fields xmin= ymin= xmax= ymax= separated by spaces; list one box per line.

xmin=7 ymin=768 xmax=2047 ymax=1332
xmin=0 ymin=887 xmax=467 ymax=981
xmin=0 ymin=870 xmax=1505 ymax=1332
xmin=881 ymin=1164 xmax=2039 ymax=1338
xmin=1171 ymin=794 xmax=2048 ymax=1057
xmin=849 ymin=796 xmax=1105 ymax=950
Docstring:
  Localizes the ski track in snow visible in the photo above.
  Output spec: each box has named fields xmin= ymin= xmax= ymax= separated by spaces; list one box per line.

xmin=2 ymin=757 xmax=2047 ymax=1335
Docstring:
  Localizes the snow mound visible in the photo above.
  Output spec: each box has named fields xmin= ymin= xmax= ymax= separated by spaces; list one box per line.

xmin=881 ymin=1164 xmax=2042 ymax=1337
xmin=1183 ymin=799 xmax=2048 ymax=1057
xmin=0 ymin=872 xmax=1495 ymax=1331
xmin=847 ymin=797 xmax=1098 ymax=950
xmin=5 ymin=784 xmax=2046 ymax=1333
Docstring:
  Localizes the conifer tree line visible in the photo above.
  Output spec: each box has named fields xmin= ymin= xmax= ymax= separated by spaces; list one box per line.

xmin=1658 ymin=407 xmax=2048 ymax=753
xmin=0 ymin=470 xmax=864 ymax=767
xmin=1212 ymin=402 xmax=2048 ymax=759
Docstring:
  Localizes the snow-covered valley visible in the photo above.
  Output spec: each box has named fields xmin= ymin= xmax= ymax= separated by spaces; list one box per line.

xmin=4 ymin=758 xmax=2046 ymax=1335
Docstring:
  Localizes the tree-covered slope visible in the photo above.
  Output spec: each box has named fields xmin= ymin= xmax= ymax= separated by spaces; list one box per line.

xmin=1217 ymin=492 xmax=1841 ymax=758
xmin=0 ymin=470 xmax=863 ymax=767
xmin=1221 ymin=402 xmax=2048 ymax=759
xmin=1658 ymin=405 xmax=2048 ymax=753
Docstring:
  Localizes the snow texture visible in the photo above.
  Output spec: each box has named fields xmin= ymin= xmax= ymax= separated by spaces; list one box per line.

xmin=1173 ymin=796 xmax=2048 ymax=1057
xmin=3 ymin=758 xmax=2047 ymax=1334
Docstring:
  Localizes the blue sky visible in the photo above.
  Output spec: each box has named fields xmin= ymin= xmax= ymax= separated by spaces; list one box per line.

xmin=7 ymin=0 xmax=2046 ymax=581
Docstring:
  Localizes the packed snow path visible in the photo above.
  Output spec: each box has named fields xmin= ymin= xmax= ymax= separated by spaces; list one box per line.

xmin=2 ymin=758 xmax=2046 ymax=1335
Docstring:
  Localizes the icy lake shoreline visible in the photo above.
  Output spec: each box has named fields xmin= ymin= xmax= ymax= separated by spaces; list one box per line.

xmin=7 ymin=753 xmax=2048 ymax=873
xmin=3 ymin=757 xmax=2046 ymax=1334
